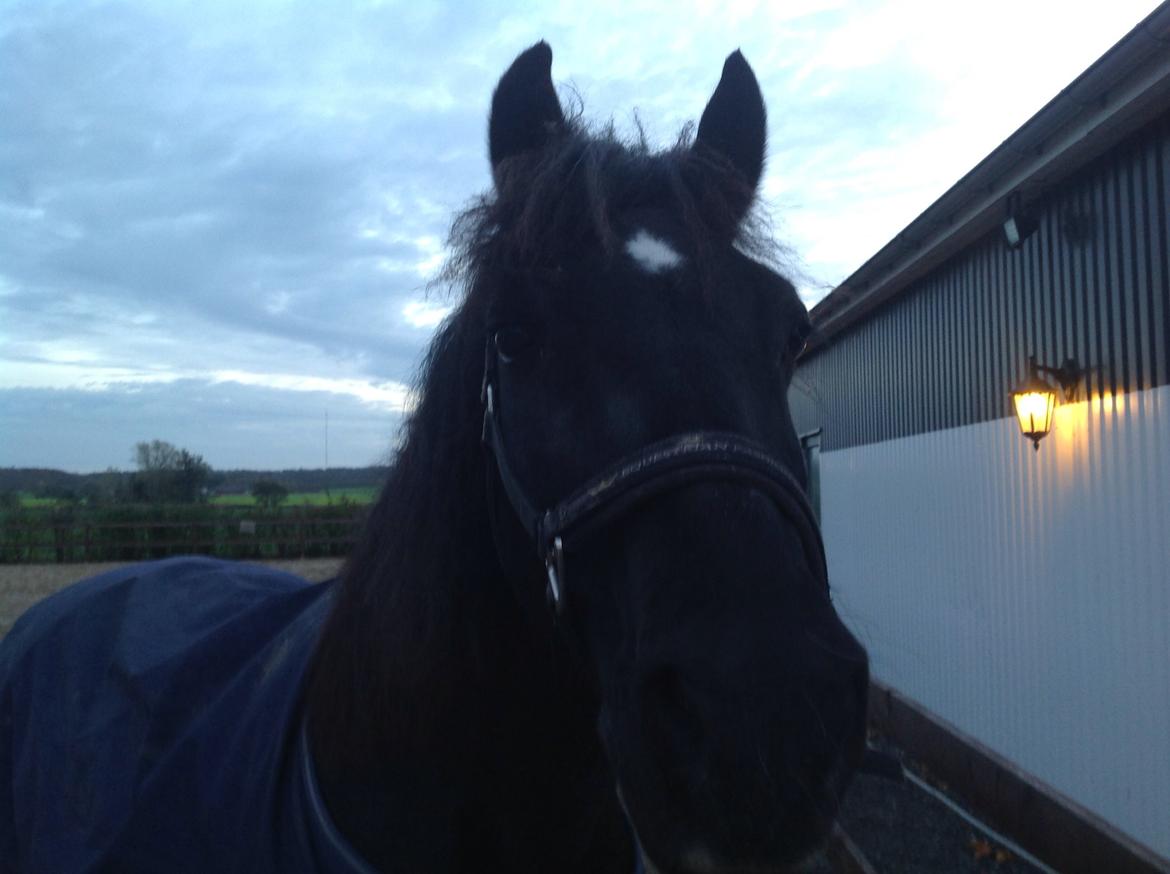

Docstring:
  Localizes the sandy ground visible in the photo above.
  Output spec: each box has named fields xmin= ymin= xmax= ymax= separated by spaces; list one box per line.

xmin=0 ymin=557 xmax=345 ymax=638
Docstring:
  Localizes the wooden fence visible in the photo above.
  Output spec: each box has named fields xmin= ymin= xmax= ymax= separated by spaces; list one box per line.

xmin=0 ymin=505 xmax=367 ymax=564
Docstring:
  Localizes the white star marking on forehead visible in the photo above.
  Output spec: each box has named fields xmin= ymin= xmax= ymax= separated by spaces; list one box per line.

xmin=625 ymin=229 xmax=684 ymax=274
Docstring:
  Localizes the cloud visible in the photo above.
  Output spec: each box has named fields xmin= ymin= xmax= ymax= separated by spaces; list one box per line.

xmin=0 ymin=380 xmax=404 ymax=472
xmin=0 ymin=0 xmax=1160 ymax=469
xmin=0 ymin=1 xmax=486 ymax=382
xmin=209 ymin=370 xmax=414 ymax=413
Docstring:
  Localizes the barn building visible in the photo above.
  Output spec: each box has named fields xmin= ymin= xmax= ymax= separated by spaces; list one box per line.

xmin=791 ymin=5 xmax=1170 ymax=871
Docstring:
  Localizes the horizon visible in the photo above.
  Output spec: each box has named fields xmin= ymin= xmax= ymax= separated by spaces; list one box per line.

xmin=1 ymin=462 xmax=389 ymax=476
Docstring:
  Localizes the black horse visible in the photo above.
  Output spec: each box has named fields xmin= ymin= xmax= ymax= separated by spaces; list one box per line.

xmin=0 ymin=43 xmax=867 ymax=874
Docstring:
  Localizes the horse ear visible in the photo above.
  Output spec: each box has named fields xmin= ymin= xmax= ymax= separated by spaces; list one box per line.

xmin=694 ymin=50 xmax=766 ymax=204
xmin=489 ymin=41 xmax=565 ymax=175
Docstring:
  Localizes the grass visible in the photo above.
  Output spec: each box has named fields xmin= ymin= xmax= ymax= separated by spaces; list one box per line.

xmin=16 ymin=496 xmax=61 ymax=508
xmin=16 ymin=487 xmax=379 ymax=509
xmin=210 ymin=487 xmax=378 ymax=507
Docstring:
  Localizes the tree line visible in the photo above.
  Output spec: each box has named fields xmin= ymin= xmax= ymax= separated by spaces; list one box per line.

xmin=0 ymin=440 xmax=388 ymax=508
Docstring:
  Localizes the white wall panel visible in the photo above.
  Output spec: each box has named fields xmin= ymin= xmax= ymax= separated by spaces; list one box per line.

xmin=823 ymin=383 xmax=1170 ymax=860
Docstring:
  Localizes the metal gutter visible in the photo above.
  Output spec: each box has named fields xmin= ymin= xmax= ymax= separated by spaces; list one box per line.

xmin=806 ymin=1 xmax=1170 ymax=352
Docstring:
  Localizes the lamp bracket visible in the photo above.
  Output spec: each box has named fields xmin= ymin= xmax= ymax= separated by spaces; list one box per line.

xmin=1033 ymin=356 xmax=1086 ymax=402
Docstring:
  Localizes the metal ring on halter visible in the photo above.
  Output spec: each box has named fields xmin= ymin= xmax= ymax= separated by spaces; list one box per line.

xmin=545 ymin=536 xmax=565 ymax=612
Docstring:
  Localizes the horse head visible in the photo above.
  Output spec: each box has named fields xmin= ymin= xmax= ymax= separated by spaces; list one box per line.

xmin=475 ymin=41 xmax=869 ymax=873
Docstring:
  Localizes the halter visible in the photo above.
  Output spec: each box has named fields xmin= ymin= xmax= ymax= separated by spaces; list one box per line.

xmin=481 ymin=336 xmax=828 ymax=617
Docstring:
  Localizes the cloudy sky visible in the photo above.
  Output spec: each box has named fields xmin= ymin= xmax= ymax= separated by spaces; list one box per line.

xmin=1 ymin=0 xmax=1162 ymax=472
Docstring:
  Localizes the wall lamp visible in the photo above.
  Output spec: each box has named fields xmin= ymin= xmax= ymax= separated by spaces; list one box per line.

xmin=1012 ymin=355 xmax=1087 ymax=451
xmin=1003 ymin=191 xmax=1039 ymax=249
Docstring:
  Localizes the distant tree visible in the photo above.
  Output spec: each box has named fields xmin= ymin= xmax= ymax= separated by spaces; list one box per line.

xmin=174 ymin=450 xmax=212 ymax=503
xmin=40 ymin=485 xmax=79 ymax=504
xmin=251 ymin=479 xmax=289 ymax=509
xmin=134 ymin=440 xmax=181 ymax=473
xmin=131 ymin=440 xmax=212 ymax=503
xmin=0 ymin=491 xmax=21 ymax=511
xmin=84 ymin=468 xmax=126 ymax=505
xmin=76 ymin=482 xmax=106 ymax=507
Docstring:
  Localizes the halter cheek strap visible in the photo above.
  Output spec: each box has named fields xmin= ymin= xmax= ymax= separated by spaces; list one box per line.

xmin=481 ymin=338 xmax=828 ymax=617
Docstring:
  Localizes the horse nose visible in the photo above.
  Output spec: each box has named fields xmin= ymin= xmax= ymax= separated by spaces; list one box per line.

xmin=634 ymin=627 xmax=869 ymax=793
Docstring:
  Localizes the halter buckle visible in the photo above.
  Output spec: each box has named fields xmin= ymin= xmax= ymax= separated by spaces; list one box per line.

xmin=481 ymin=384 xmax=494 ymax=443
xmin=545 ymin=536 xmax=565 ymax=615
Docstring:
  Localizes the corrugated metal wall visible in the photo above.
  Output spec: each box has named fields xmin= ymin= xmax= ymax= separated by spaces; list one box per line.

xmin=789 ymin=90 xmax=1170 ymax=862
xmin=822 ymin=384 xmax=1170 ymax=860
xmin=791 ymin=110 xmax=1170 ymax=450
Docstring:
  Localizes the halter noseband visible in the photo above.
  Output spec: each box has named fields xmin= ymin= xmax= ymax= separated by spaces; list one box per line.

xmin=481 ymin=337 xmax=828 ymax=617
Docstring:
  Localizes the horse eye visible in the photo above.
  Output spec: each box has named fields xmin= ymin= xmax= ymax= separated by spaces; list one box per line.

xmin=495 ymin=326 xmax=533 ymax=362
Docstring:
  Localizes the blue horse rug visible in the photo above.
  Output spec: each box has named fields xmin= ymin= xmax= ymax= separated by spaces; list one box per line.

xmin=0 ymin=557 xmax=376 ymax=874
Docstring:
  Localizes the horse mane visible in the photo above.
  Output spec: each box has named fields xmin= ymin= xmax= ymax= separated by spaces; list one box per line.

xmin=306 ymin=307 xmax=490 ymax=774
xmin=306 ymin=114 xmax=786 ymax=773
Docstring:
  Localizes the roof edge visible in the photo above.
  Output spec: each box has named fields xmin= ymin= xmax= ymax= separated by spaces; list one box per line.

xmin=806 ymin=2 xmax=1170 ymax=351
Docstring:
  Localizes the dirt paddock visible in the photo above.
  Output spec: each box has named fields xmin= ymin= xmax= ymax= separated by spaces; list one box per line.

xmin=0 ymin=558 xmax=345 ymax=639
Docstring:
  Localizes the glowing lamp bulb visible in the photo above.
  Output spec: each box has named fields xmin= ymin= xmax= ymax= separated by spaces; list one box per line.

xmin=1012 ymin=377 xmax=1057 ymax=452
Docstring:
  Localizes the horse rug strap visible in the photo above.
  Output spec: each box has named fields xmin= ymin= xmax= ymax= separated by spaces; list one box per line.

xmin=0 ymin=557 xmax=378 ymax=874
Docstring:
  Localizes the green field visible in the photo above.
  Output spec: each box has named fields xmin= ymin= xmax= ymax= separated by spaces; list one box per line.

xmin=15 ymin=496 xmax=61 ymax=508
xmin=16 ymin=487 xmax=379 ymax=509
xmin=210 ymin=487 xmax=378 ymax=507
